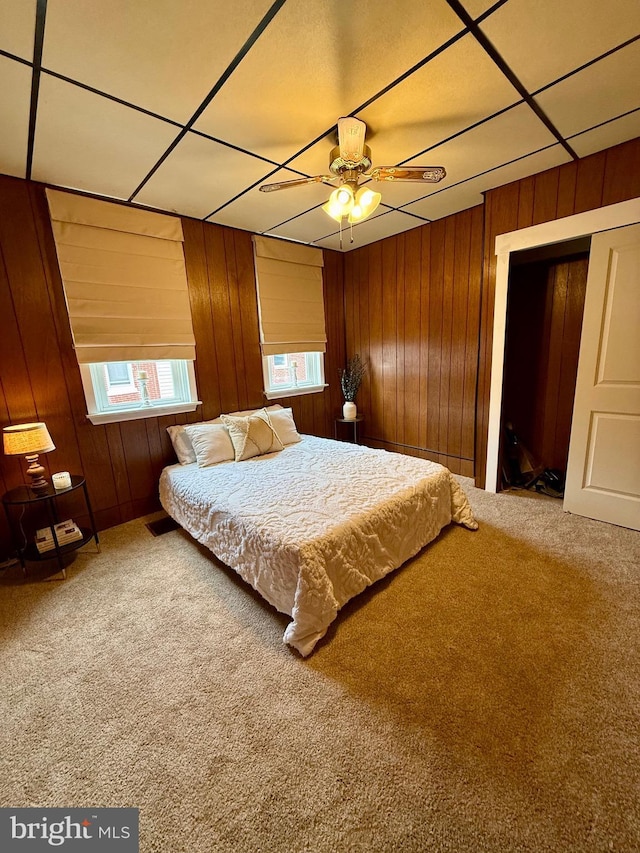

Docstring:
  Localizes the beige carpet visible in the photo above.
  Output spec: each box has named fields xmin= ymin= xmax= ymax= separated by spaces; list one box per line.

xmin=1 ymin=479 xmax=639 ymax=852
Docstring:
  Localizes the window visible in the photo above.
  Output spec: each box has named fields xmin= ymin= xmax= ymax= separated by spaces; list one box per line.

xmin=80 ymin=360 xmax=199 ymax=425
xmin=252 ymin=235 xmax=327 ymax=401
xmin=46 ymin=189 xmax=199 ymax=425
xmin=262 ymin=352 xmax=325 ymax=400
xmin=105 ymin=362 xmax=134 ymax=390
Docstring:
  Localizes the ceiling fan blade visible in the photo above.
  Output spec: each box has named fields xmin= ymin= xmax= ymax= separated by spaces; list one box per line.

xmin=369 ymin=166 xmax=446 ymax=183
xmin=337 ymin=117 xmax=367 ymax=163
xmin=259 ymin=175 xmax=334 ymax=193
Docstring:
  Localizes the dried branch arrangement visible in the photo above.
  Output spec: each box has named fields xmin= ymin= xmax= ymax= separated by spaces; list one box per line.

xmin=340 ymin=354 xmax=366 ymax=402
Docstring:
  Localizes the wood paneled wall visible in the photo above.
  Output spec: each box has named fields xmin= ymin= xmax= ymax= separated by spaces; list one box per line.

xmin=0 ymin=176 xmax=344 ymax=554
xmin=502 ymin=254 xmax=588 ymax=478
xmin=2 ymin=137 xmax=639 ymax=555
xmin=476 ymin=137 xmax=640 ymax=487
xmin=343 ymin=205 xmax=484 ymax=476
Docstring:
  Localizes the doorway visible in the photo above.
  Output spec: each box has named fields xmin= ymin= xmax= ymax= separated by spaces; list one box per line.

xmin=500 ymin=239 xmax=590 ymax=492
xmin=485 ymin=197 xmax=640 ymax=494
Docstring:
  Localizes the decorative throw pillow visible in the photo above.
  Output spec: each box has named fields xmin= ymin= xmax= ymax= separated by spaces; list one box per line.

xmin=268 ymin=407 xmax=302 ymax=446
xmin=183 ymin=423 xmax=235 ymax=467
xmin=221 ymin=408 xmax=284 ymax=462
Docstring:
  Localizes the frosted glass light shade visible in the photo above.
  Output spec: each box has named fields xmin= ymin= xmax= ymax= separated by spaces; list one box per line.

xmin=322 ymin=185 xmax=355 ymax=222
xmin=348 ymin=187 xmax=381 ymax=223
xmin=322 ymin=184 xmax=381 ymax=224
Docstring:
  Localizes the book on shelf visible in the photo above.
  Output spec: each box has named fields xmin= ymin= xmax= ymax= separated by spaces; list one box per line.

xmin=35 ymin=519 xmax=83 ymax=553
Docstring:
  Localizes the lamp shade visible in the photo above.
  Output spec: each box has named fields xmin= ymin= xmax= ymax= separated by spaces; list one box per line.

xmin=3 ymin=422 xmax=56 ymax=456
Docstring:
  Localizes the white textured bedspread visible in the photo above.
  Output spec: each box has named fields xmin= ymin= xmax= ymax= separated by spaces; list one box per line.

xmin=159 ymin=435 xmax=477 ymax=656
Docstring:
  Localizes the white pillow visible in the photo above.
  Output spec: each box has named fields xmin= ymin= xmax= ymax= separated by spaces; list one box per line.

xmin=167 ymin=406 xmax=283 ymax=464
xmin=183 ymin=423 xmax=235 ymax=467
xmin=167 ymin=418 xmax=222 ymax=465
xmin=166 ymin=423 xmax=197 ymax=465
xmin=268 ymin=407 xmax=301 ymax=446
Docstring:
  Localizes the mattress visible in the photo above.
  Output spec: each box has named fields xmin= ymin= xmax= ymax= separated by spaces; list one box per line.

xmin=159 ymin=435 xmax=478 ymax=655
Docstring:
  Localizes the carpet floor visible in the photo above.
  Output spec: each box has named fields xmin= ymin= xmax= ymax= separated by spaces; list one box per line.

xmin=0 ymin=478 xmax=638 ymax=852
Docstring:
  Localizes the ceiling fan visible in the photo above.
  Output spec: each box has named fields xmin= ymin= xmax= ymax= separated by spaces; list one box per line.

xmin=259 ymin=117 xmax=446 ymax=237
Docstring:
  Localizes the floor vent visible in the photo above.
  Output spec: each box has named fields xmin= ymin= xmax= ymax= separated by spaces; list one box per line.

xmin=146 ymin=517 xmax=180 ymax=537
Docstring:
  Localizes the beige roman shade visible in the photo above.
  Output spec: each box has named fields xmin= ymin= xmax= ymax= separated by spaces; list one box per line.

xmin=253 ymin=235 xmax=326 ymax=356
xmin=46 ymin=189 xmax=195 ymax=364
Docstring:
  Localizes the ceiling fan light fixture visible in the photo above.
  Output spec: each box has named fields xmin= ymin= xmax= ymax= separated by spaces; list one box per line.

xmin=323 ymin=185 xmax=355 ymax=221
xmin=348 ymin=187 xmax=381 ymax=223
xmin=259 ymin=117 xmax=446 ymax=242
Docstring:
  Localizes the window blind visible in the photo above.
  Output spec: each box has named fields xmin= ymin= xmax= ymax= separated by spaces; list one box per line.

xmin=46 ymin=189 xmax=195 ymax=364
xmin=253 ymin=235 xmax=326 ymax=356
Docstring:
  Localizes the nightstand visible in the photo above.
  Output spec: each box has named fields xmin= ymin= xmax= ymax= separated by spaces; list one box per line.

xmin=334 ymin=415 xmax=364 ymax=444
xmin=2 ymin=475 xmax=100 ymax=579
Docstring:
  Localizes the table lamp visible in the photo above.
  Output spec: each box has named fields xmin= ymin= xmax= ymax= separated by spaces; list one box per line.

xmin=3 ymin=422 xmax=56 ymax=493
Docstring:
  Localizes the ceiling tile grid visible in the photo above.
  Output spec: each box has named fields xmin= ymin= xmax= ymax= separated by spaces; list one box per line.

xmin=192 ymin=0 xmax=464 ymax=162
xmin=41 ymin=0 xmax=277 ymax=125
xmin=31 ymin=75 xmax=180 ymax=199
xmin=135 ymin=131 xmax=278 ymax=220
xmin=0 ymin=0 xmax=637 ymax=251
xmin=534 ymin=40 xmax=640 ymax=139
xmin=480 ymin=0 xmax=640 ymax=93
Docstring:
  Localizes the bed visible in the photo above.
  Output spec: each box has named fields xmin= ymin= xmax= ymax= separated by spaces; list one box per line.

xmin=159 ymin=408 xmax=477 ymax=656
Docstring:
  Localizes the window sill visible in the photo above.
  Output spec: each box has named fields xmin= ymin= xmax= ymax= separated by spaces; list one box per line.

xmin=264 ymin=384 xmax=328 ymax=401
xmin=87 ymin=401 xmax=201 ymax=425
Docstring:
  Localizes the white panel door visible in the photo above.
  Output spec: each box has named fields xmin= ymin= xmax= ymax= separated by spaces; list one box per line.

xmin=564 ymin=223 xmax=640 ymax=530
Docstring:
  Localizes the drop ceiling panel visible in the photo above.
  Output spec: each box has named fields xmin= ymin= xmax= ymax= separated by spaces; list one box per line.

xmin=193 ymin=0 xmax=463 ymax=163
xmin=481 ymin=0 xmax=640 ymax=93
xmin=403 ymin=145 xmax=571 ymax=221
xmin=372 ymin=103 xmax=559 ymax=209
xmin=569 ymin=111 xmax=640 ymax=158
xmin=32 ymin=75 xmax=179 ymax=199
xmin=356 ymin=33 xmax=522 ymax=167
xmin=0 ymin=57 xmax=32 ymax=178
xmin=535 ymin=42 xmax=640 ymax=139
xmin=136 ymin=131 xmax=276 ymax=220
xmin=42 ymin=0 xmax=275 ymax=123
xmin=210 ymin=169 xmax=334 ymax=235
xmin=0 ymin=0 xmax=36 ymax=60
